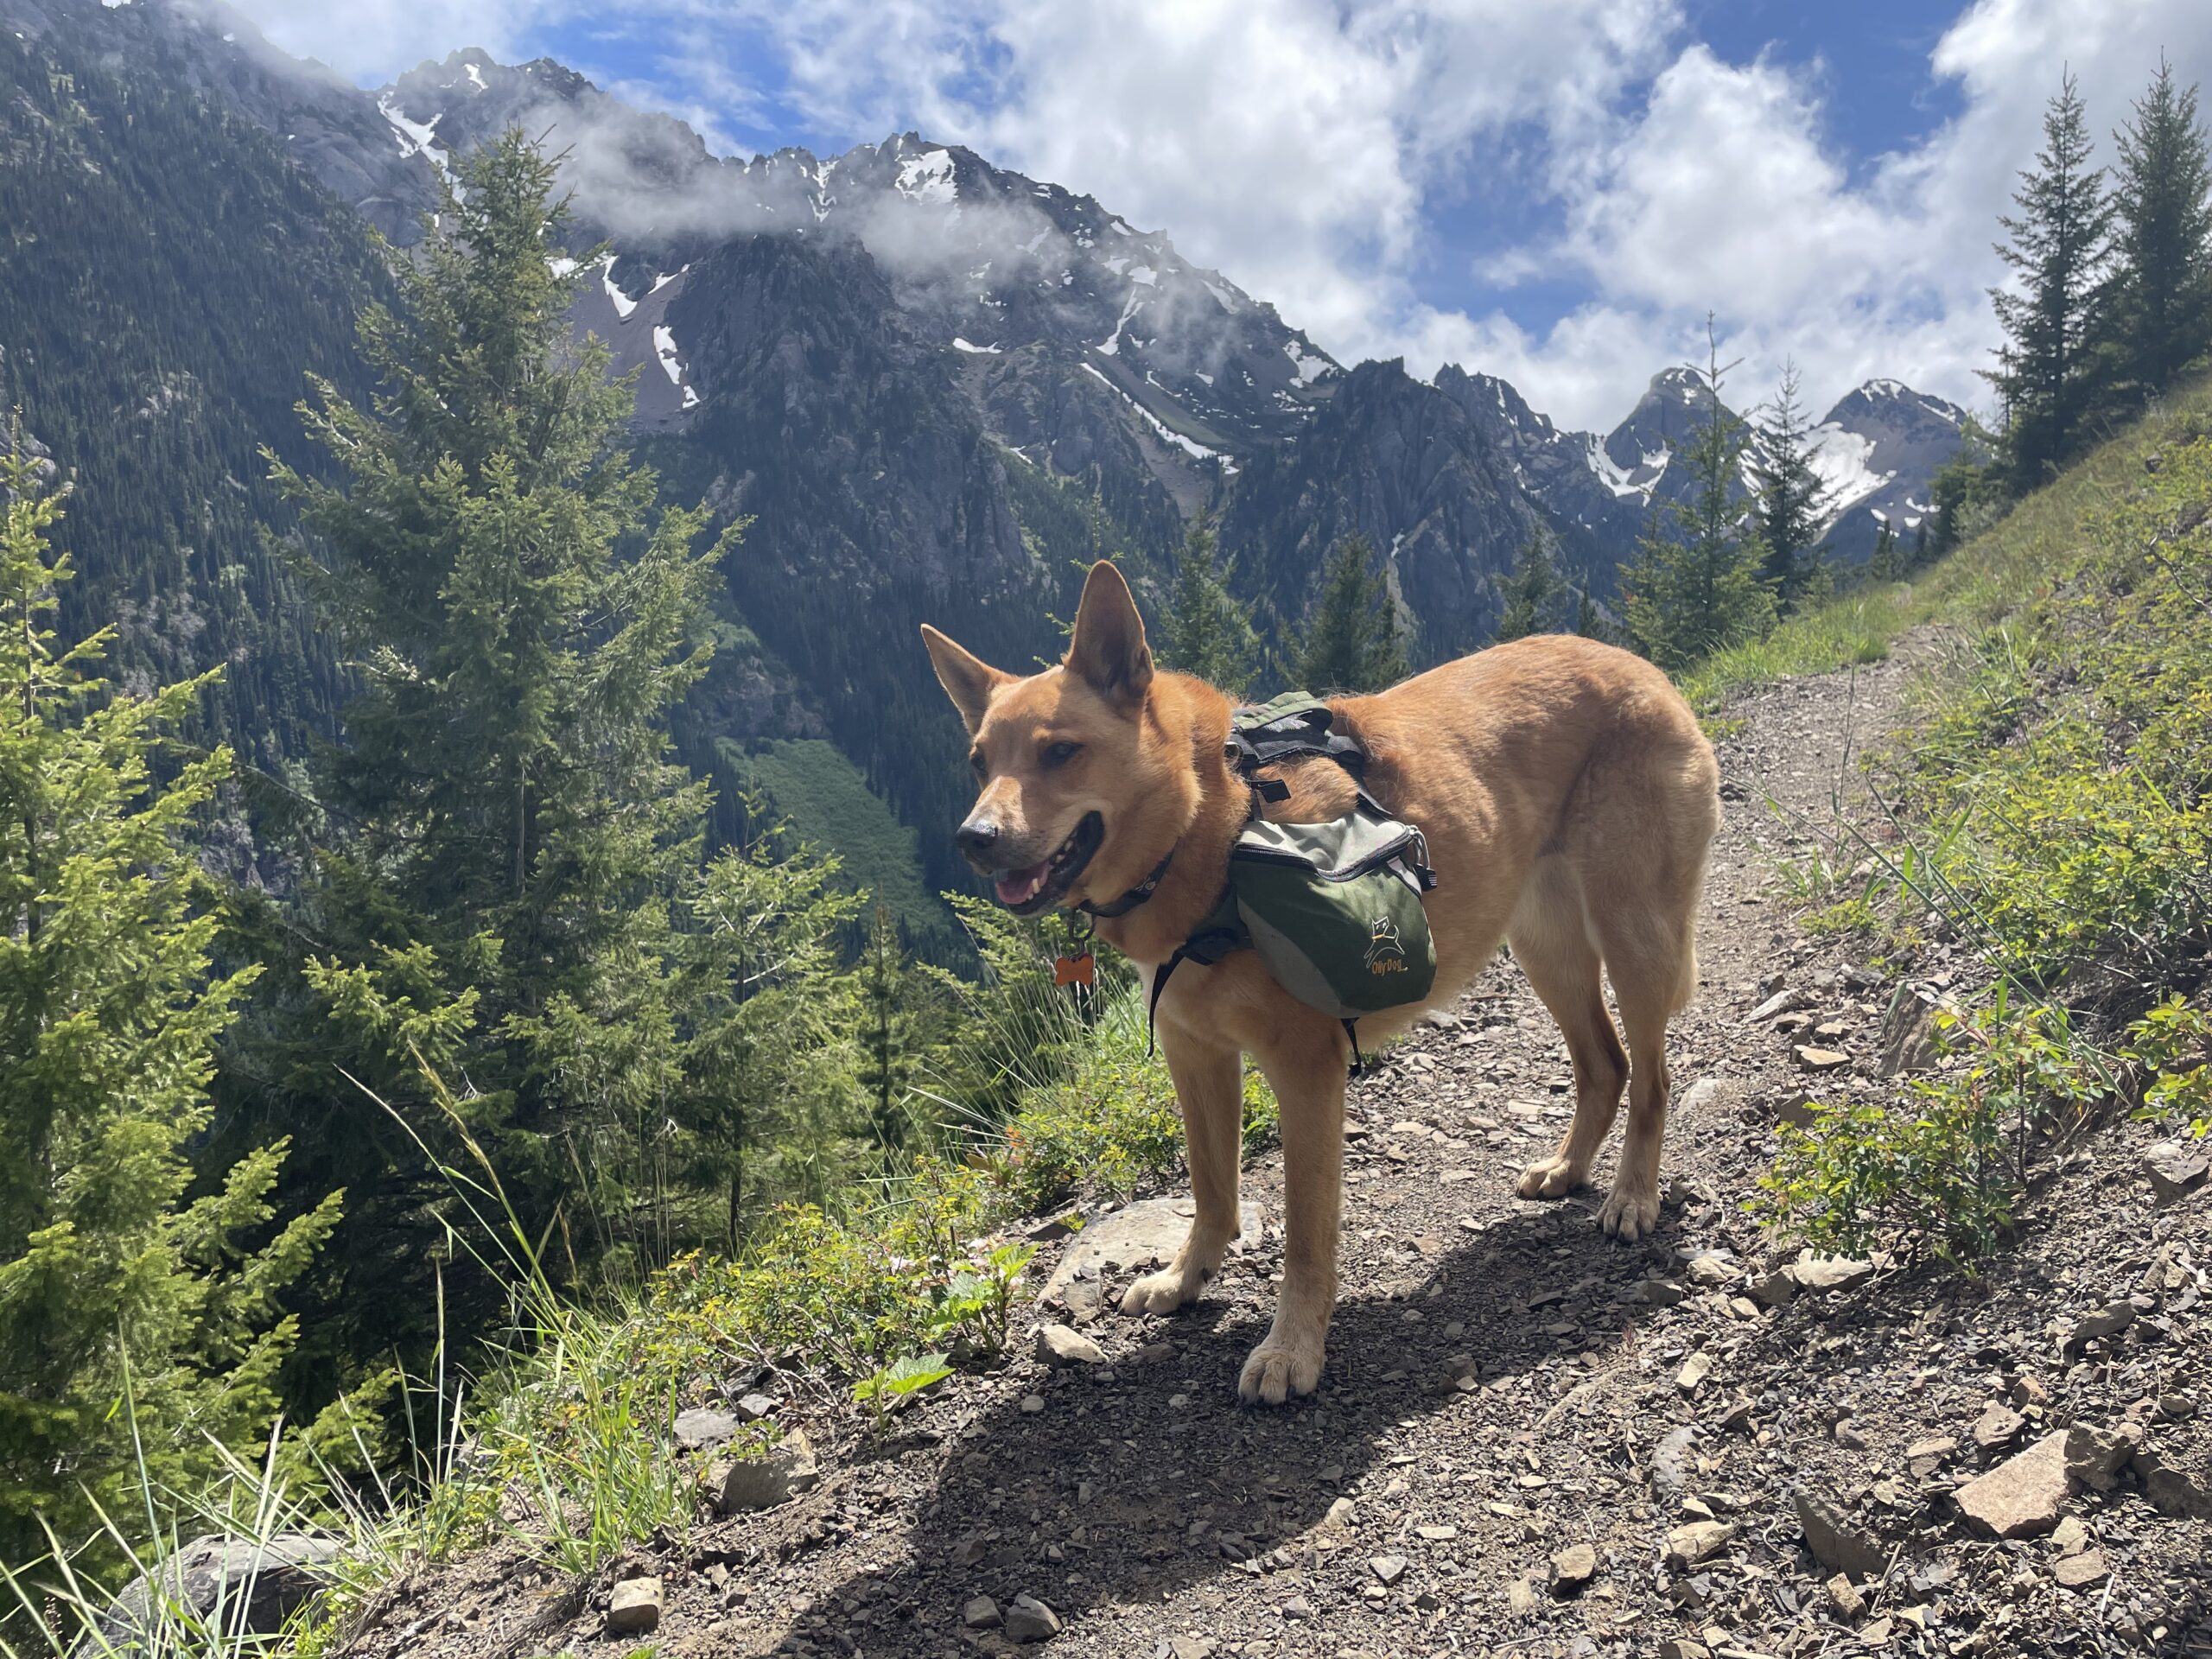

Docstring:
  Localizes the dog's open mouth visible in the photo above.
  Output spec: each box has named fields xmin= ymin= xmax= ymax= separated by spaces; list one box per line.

xmin=992 ymin=811 xmax=1104 ymax=915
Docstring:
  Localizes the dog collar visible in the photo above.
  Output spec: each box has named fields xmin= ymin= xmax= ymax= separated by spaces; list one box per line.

xmin=1077 ymin=849 xmax=1176 ymax=919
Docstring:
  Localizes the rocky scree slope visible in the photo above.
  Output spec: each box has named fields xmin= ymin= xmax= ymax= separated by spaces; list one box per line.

xmin=333 ymin=642 xmax=2210 ymax=1659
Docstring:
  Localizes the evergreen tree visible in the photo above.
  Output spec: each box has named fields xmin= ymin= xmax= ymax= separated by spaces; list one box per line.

xmin=1495 ymin=525 xmax=1560 ymax=642
xmin=855 ymin=903 xmax=951 ymax=1154
xmin=0 ymin=444 xmax=340 ymax=1578
xmin=1622 ymin=328 xmax=1777 ymax=672
xmin=1291 ymin=535 xmax=1407 ymax=693
xmin=1986 ymin=72 xmax=2114 ymax=485
xmin=1572 ymin=588 xmax=1608 ymax=642
xmin=1910 ymin=518 xmax=1931 ymax=571
xmin=1158 ymin=510 xmax=1260 ymax=695
xmin=1866 ymin=519 xmax=1902 ymax=582
xmin=1748 ymin=362 xmax=1833 ymax=612
xmin=672 ymin=823 xmax=864 ymax=1250
xmin=2107 ymin=57 xmax=2212 ymax=399
xmin=238 ymin=132 xmax=728 ymax=1363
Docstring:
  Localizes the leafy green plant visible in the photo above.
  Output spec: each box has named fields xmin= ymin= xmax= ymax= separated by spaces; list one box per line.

xmin=930 ymin=1243 xmax=1039 ymax=1360
xmin=852 ymin=1352 xmax=953 ymax=1437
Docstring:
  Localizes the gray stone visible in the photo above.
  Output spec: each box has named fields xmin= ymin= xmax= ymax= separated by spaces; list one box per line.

xmin=606 ymin=1577 xmax=662 ymax=1637
xmin=94 ymin=1535 xmax=343 ymax=1649
xmin=1789 ymin=1254 xmax=1876 ymax=1294
xmin=1035 ymin=1324 xmax=1107 ymax=1366
xmin=674 ymin=1407 xmax=741 ymax=1449
xmin=1003 ymin=1593 xmax=1062 ymax=1643
xmin=1686 ymin=1253 xmax=1736 ymax=1287
xmin=1675 ymin=1078 xmax=1741 ymax=1121
xmin=1973 ymin=1402 xmax=2025 ymax=1462
xmin=1368 ymin=1554 xmax=1408 ymax=1586
xmin=1955 ymin=1430 xmax=2072 ymax=1539
xmin=734 ymin=1391 xmax=778 ymax=1421
xmin=1038 ymin=1197 xmax=1263 ymax=1304
xmin=2144 ymin=1140 xmax=2209 ymax=1205
xmin=1550 ymin=1542 xmax=1597 ymax=1594
xmin=1675 ymin=1351 xmax=1713 ymax=1394
xmin=1793 ymin=1045 xmax=1851 ymax=1072
xmin=2063 ymin=1421 xmax=2143 ymax=1491
xmin=1796 ymin=1492 xmax=1889 ymax=1579
xmin=2063 ymin=1300 xmax=2135 ymax=1355
xmin=1748 ymin=1269 xmax=1798 ymax=1308
xmin=1826 ymin=1573 xmax=1866 ymax=1621
xmin=1750 ymin=988 xmax=1808 ymax=1021
xmin=1650 ymin=1426 xmax=1696 ymax=1501
xmin=1663 ymin=1520 xmax=1734 ymax=1569
xmin=962 ymin=1595 xmax=1002 ymax=1629
xmin=2134 ymin=1448 xmax=2212 ymax=1520
xmin=2054 ymin=1550 xmax=2107 ymax=1590
xmin=716 ymin=1429 xmax=820 ymax=1513
xmin=1879 ymin=994 xmax=1949 ymax=1077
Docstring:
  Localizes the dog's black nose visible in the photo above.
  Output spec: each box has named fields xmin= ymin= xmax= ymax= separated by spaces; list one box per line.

xmin=956 ymin=819 xmax=1002 ymax=859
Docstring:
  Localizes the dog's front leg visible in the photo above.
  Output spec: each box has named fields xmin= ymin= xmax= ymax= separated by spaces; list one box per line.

xmin=1121 ymin=1031 xmax=1244 ymax=1316
xmin=1239 ymin=1023 xmax=1346 ymax=1405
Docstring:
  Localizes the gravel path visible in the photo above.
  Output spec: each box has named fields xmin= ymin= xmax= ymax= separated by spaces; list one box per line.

xmin=361 ymin=637 xmax=2211 ymax=1659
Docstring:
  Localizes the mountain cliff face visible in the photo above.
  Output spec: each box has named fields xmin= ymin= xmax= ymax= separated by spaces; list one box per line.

xmin=0 ymin=0 xmax=1974 ymax=908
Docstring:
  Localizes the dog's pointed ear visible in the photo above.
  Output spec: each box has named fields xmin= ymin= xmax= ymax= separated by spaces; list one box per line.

xmin=921 ymin=625 xmax=1010 ymax=735
xmin=1065 ymin=560 xmax=1154 ymax=706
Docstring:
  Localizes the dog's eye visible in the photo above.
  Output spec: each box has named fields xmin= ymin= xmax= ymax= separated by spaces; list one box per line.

xmin=1041 ymin=741 xmax=1082 ymax=768
xmin=969 ymin=750 xmax=988 ymax=778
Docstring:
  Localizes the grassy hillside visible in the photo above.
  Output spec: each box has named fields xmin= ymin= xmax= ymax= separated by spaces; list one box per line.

xmin=1683 ymin=378 xmax=2212 ymax=1257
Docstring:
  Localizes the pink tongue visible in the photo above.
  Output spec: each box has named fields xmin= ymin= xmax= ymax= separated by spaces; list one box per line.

xmin=995 ymin=863 xmax=1048 ymax=906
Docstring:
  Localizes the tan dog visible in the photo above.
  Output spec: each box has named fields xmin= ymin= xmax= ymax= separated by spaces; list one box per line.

xmin=923 ymin=561 xmax=1719 ymax=1404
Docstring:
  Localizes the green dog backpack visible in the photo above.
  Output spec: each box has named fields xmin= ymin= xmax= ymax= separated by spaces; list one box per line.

xmin=1145 ymin=695 xmax=1438 ymax=1071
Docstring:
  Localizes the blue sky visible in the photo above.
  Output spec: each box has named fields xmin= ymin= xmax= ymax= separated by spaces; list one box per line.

xmin=234 ymin=0 xmax=2212 ymax=429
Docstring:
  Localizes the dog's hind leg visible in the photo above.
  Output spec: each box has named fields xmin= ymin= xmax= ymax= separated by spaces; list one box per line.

xmin=1509 ymin=856 xmax=1630 ymax=1202
xmin=1121 ymin=1031 xmax=1244 ymax=1317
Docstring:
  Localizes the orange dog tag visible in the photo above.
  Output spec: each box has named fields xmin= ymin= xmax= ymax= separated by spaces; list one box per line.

xmin=1054 ymin=953 xmax=1096 ymax=988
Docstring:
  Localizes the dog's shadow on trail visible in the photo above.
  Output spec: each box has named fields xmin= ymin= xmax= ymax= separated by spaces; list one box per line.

xmin=753 ymin=1198 xmax=1681 ymax=1656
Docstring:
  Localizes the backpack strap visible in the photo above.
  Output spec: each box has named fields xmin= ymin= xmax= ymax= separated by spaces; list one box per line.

xmin=1143 ymin=885 xmax=1246 ymax=1058
xmin=1226 ymin=694 xmax=1369 ymax=790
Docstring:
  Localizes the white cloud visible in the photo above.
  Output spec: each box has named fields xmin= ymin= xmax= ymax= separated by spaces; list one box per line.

xmin=220 ymin=0 xmax=2212 ymax=431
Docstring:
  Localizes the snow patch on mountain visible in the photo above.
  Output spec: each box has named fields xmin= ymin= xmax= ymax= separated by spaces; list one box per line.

xmin=1807 ymin=425 xmax=1892 ymax=518
xmin=599 ymin=254 xmax=637 ymax=320
xmin=895 ymin=149 xmax=957 ymax=207
xmin=377 ymin=94 xmax=453 ymax=187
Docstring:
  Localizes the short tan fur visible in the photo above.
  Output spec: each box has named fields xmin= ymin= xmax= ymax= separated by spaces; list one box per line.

xmin=922 ymin=561 xmax=1719 ymax=1404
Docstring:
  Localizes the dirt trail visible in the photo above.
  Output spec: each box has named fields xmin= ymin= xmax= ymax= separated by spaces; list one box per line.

xmin=379 ymin=639 xmax=2211 ymax=1659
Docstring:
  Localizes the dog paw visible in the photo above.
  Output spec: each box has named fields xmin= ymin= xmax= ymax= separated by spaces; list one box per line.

xmin=1598 ymin=1183 xmax=1661 ymax=1242
xmin=1120 ymin=1266 xmax=1202 ymax=1317
xmin=1237 ymin=1334 xmax=1324 ymax=1406
xmin=1516 ymin=1155 xmax=1581 ymax=1200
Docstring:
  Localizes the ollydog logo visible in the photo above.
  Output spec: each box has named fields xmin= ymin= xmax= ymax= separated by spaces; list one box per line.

xmin=1364 ymin=917 xmax=1408 ymax=974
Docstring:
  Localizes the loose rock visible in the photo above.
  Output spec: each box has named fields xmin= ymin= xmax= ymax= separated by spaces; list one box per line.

xmin=673 ymin=1407 xmax=741 ymax=1450
xmin=1035 ymin=1325 xmax=1107 ymax=1366
xmin=716 ymin=1429 xmax=820 ymax=1513
xmin=2143 ymin=1140 xmax=2209 ymax=1204
xmin=2063 ymin=1300 xmax=2135 ymax=1354
xmin=1663 ymin=1520 xmax=1734 ymax=1569
xmin=1796 ymin=1492 xmax=1889 ymax=1579
xmin=1003 ymin=1593 xmax=1062 ymax=1643
xmin=1826 ymin=1573 xmax=1866 ymax=1622
xmin=2063 ymin=1421 xmax=2143 ymax=1491
xmin=963 ymin=1595 xmax=1002 ymax=1630
xmin=1793 ymin=1045 xmax=1851 ymax=1072
xmin=1550 ymin=1542 xmax=1597 ymax=1595
xmin=2053 ymin=1551 xmax=2108 ymax=1590
xmin=1955 ymin=1430 xmax=2072 ymax=1539
xmin=1369 ymin=1554 xmax=1408 ymax=1586
xmin=1789 ymin=1253 xmax=1876 ymax=1294
xmin=606 ymin=1577 xmax=661 ymax=1637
